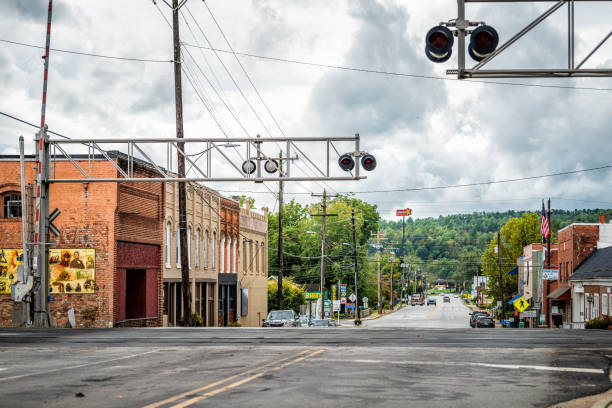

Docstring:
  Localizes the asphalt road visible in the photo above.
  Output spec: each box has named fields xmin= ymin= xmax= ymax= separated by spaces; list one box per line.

xmin=365 ymin=294 xmax=470 ymax=328
xmin=1 ymin=323 xmax=612 ymax=408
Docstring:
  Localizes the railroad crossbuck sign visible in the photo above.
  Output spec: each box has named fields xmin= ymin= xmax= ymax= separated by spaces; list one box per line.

xmin=513 ymin=296 xmax=530 ymax=313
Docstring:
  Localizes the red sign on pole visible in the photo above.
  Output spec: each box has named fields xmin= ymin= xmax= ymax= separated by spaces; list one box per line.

xmin=396 ymin=208 xmax=412 ymax=216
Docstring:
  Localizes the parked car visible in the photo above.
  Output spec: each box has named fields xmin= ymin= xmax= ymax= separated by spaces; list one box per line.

xmin=469 ymin=311 xmax=489 ymax=328
xmin=427 ymin=298 xmax=437 ymax=306
xmin=443 ymin=296 xmax=450 ymax=303
xmin=311 ymin=319 xmax=333 ymax=327
xmin=475 ymin=316 xmax=495 ymax=328
xmin=262 ymin=310 xmax=299 ymax=327
xmin=299 ymin=316 xmax=311 ymax=327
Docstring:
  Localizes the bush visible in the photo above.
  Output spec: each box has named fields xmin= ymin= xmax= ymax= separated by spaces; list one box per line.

xmin=585 ymin=317 xmax=612 ymax=330
xmin=228 ymin=321 xmax=242 ymax=327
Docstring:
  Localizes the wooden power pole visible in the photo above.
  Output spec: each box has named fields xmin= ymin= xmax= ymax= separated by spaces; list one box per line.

xmin=312 ymin=190 xmax=337 ymax=319
xmin=277 ymin=153 xmax=284 ymax=309
xmin=172 ymin=0 xmax=192 ymax=324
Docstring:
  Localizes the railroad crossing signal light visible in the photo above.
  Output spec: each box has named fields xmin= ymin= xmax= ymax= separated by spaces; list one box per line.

xmin=264 ymin=159 xmax=278 ymax=174
xmin=242 ymin=160 xmax=256 ymax=175
xmin=468 ymin=25 xmax=499 ymax=61
xmin=425 ymin=25 xmax=454 ymax=63
xmin=361 ymin=154 xmax=376 ymax=171
xmin=338 ymin=154 xmax=355 ymax=172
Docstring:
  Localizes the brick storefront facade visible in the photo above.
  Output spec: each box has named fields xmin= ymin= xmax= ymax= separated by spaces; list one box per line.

xmin=0 ymin=154 xmax=164 ymax=328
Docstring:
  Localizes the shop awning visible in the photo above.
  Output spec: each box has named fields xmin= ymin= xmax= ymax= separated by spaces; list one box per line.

xmin=508 ymin=292 xmax=523 ymax=305
xmin=507 ymin=267 xmax=518 ymax=275
xmin=547 ymin=286 xmax=570 ymax=300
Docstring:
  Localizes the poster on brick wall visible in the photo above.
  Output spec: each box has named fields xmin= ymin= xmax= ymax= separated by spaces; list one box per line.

xmin=0 ymin=249 xmax=23 ymax=294
xmin=49 ymin=249 xmax=96 ymax=294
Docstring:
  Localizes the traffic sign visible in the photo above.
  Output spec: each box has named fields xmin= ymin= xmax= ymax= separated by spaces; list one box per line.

xmin=49 ymin=208 xmax=61 ymax=237
xmin=340 ymin=297 xmax=347 ymax=305
xmin=333 ymin=300 xmax=341 ymax=312
xmin=349 ymin=293 xmax=357 ymax=302
xmin=513 ymin=296 xmax=530 ymax=313
xmin=522 ymin=310 xmax=537 ymax=318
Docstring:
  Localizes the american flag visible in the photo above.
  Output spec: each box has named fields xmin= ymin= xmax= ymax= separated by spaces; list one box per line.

xmin=540 ymin=201 xmax=550 ymax=241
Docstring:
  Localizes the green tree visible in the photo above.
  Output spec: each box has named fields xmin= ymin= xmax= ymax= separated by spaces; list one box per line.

xmin=480 ymin=212 xmax=550 ymax=314
xmin=267 ymin=278 xmax=306 ymax=314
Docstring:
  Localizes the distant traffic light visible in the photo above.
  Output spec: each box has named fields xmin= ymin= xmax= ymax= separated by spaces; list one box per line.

xmin=361 ymin=154 xmax=377 ymax=171
xmin=468 ymin=25 xmax=499 ymax=61
xmin=425 ymin=25 xmax=454 ymax=63
xmin=338 ymin=154 xmax=355 ymax=171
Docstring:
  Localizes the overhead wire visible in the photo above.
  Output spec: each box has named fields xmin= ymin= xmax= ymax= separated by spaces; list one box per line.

xmin=197 ymin=2 xmax=338 ymax=195
xmin=152 ymin=0 xmax=280 ymax=199
xmin=1 ymin=37 xmax=610 ymax=92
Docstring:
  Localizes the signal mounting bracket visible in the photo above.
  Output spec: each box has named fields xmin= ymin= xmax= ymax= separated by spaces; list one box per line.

xmin=448 ymin=0 xmax=612 ymax=79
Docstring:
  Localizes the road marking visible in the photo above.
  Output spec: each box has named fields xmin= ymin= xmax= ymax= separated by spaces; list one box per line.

xmin=313 ymin=358 xmax=604 ymax=374
xmin=170 ymin=349 xmax=326 ymax=408
xmin=0 ymin=350 xmax=159 ymax=382
xmin=142 ymin=348 xmax=323 ymax=408
xmin=427 ymin=305 xmax=438 ymax=319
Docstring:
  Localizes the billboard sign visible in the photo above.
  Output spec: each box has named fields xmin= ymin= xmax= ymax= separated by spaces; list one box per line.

xmin=396 ymin=208 xmax=412 ymax=217
xmin=340 ymin=284 xmax=347 ymax=298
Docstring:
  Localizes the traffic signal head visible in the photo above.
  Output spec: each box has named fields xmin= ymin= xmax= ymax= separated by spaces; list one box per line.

xmin=361 ymin=154 xmax=376 ymax=171
xmin=264 ymin=159 xmax=278 ymax=174
xmin=242 ymin=160 xmax=256 ymax=175
xmin=468 ymin=25 xmax=499 ymax=61
xmin=338 ymin=154 xmax=355 ymax=172
xmin=425 ymin=25 xmax=454 ymax=63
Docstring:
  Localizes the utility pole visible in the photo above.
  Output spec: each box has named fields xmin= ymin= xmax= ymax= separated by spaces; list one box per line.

xmin=351 ymin=208 xmax=361 ymax=325
xmin=498 ymin=231 xmax=506 ymax=322
xmin=33 ymin=0 xmax=53 ymax=328
xmin=172 ymin=0 xmax=191 ymax=324
xmin=546 ymin=197 xmax=552 ymax=326
xmin=370 ymin=231 xmax=386 ymax=314
xmin=390 ymin=253 xmax=394 ymax=309
xmin=311 ymin=190 xmax=337 ymax=319
xmin=277 ymin=152 xmax=284 ymax=309
xmin=402 ymin=214 xmax=406 ymax=304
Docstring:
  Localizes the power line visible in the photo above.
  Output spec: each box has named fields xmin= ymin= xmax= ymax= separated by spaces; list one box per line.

xmin=3 ymin=36 xmax=611 ymax=93
xmin=180 ymin=42 xmax=612 ymax=93
xmin=216 ymin=164 xmax=612 ymax=195
xmin=0 ymin=38 xmax=172 ymax=63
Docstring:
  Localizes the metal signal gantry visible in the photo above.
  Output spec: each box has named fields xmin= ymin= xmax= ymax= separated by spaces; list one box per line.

xmin=43 ymin=133 xmax=376 ymax=183
xmin=426 ymin=0 xmax=612 ymax=79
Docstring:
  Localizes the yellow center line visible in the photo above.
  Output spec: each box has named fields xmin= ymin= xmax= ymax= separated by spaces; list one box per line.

xmin=170 ymin=349 xmax=327 ymax=408
xmin=141 ymin=349 xmax=312 ymax=408
xmin=427 ymin=304 xmax=438 ymax=319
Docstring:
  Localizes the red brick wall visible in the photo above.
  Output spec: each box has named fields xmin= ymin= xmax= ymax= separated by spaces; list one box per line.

xmin=0 ymin=157 xmax=164 ymax=328
xmin=559 ymin=225 xmax=599 ymax=282
xmin=0 ymin=159 xmax=117 ymax=327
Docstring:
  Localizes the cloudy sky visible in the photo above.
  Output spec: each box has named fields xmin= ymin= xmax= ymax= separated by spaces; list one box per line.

xmin=1 ymin=0 xmax=611 ymax=219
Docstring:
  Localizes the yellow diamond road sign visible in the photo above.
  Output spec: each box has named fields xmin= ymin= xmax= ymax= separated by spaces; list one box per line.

xmin=513 ymin=296 xmax=530 ymax=313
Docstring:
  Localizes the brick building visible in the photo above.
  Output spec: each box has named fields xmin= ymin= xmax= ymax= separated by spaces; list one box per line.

xmin=163 ymin=181 xmax=220 ymax=326
xmin=218 ymin=197 xmax=240 ymax=326
xmin=560 ymin=218 xmax=612 ymax=326
xmin=0 ymin=153 xmax=164 ymax=327
xmin=569 ymin=246 xmax=612 ymax=324
xmin=238 ymin=202 xmax=268 ymax=327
